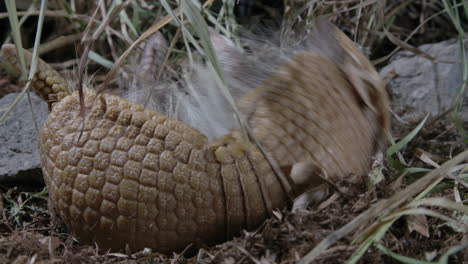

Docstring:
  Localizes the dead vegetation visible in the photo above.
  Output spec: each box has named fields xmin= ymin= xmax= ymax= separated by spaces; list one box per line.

xmin=0 ymin=0 xmax=467 ymax=263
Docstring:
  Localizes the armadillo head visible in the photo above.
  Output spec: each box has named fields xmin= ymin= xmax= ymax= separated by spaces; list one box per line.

xmin=209 ymin=19 xmax=391 ymax=194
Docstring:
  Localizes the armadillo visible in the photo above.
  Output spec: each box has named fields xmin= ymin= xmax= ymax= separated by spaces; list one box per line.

xmin=0 ymin=21 xmax=389 ymax=254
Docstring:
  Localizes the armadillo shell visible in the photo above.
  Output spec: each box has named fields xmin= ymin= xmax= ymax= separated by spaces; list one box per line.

xmin=239 ymin=53 xmax=382 ymax=184
xmin=2 ymin=23 xmax=390 ymax=254
xmin=40 ymin=89 xmax=288 ymax=253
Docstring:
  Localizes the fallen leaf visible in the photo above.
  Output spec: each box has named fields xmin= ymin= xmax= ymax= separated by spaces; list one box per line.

xmin=407 ymin=214 xmax=430 ymax=237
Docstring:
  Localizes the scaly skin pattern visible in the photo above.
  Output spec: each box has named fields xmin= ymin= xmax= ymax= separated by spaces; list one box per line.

xmin=0 ymin=21 xmax=389 ymax=253
xmin=239 ymin=53 xmax=385 ymax=184
xmin=39 ymin=89 xmax=288 ymax=253
xmin=0 ymin=44 xmax=69 ymax=107
xmin=0 ymin=44 xmax=289 ymax=253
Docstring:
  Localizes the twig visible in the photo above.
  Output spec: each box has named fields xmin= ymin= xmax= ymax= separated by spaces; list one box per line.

xmin=298 ymin=150 xmax=468 ymax=264
xmin=99 ymin=1 xmax=119 ymax=61
xmin=0 ymin=10 xmax=69 ymax=19
xmin=49 ymin=59 xmax=79 ymax=70
xmin=38 ymin=33 xmax=83 ymax=55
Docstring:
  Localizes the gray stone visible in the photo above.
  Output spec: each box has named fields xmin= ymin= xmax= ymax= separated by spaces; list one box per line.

xmin=380 ymin=38 xmax=468 ymax=123
xmin=0 ymin=93 xmax=48 ymax=184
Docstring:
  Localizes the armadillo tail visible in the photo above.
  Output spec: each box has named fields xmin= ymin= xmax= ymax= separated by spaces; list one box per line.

xmin=0 ymin=44 xmax=70 ymax=109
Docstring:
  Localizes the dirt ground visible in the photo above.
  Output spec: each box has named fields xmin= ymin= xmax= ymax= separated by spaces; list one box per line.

xmin=0 ymin=116 xmax=465 ymax=264
xmin=0 ymin=1 xmax=467 ymax=263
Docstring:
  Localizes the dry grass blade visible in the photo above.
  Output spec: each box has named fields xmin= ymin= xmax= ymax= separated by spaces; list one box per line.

xmin=382 ymin=208 xmax=466 ymax=232
xmin=4 ymin=0 xmax=27 ymax=78
xmin=160 ymin=0 xmax=205 ymax=60
xmin=76 ymin=1 xmax=104 ymax=123
xmin=415 ymin=149 xmax=442 ymax=168
xmin=3 ymin=2 xmax=35 ymax=45
xmin=1 ymin=1 xmax=466 ymax=262
xmin=99 ymin=0 xmax=215 ymax=93
xmin=438 ymin=242 xmax=468 ymax=264
xmin=375 ymin=243 xmax=433 ymax=264
xmin=103 ymin=11 xmax=171 ymax=82
xmin=348 ymin=158 xmax=467 ymax=262
xmin=92 ymin=0 xmax=132 ymax=41
xmin=0 ymin=0 xmax=48 ymax=125
xmin=156 ymin=26 xmax=181 ymax=81
xmin=77 ymin=0 xmax=133 ymax=124
xmin=442 ymin=0 xmax=468 ymax=140
xmin=81 ymin=0 xmax=104 ymax=43
xmin=383 ymin=28 xmax=457 ymax=64
xmin=384 ymin=0 xmax=411 ymax=22
xmin=298 ymin=150 xmax=468 ymax=264
xmin=180 ymin=0 xmax=241 ymax=129
xmin=377 ymin=2 xmax=448 ymax=64
xmin=25 ymin=0 xmax=48 ymax=132
xmin=181 ymin=0 xmax=294 ymax=200
xmin=27 ymin=0 xmax=48 ymax=82
xmin=38 ymin=32 xmax=83 ymax=55
xmin=409 ymin=197 xmax=468 ymax=215
xmin=0 ymin=10 xmax=71 ymax=19
xmin=373 ymin=2 xmax=468 ymax=65
xmin=386 ymin=115 xmax=428 ymax=168
xmin=303 ymin=0 xmax=379 ymax=21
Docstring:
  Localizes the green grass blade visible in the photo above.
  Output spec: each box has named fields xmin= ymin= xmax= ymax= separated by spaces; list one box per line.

xmin=437 ymin=242 xmax=468 ymax=264
xmin=1 ymin=0 xmax=48 ymax=125
xmin=180 ymin=0 xmax=245 ymax=131
xmin=25 ymin=0 xmax=48 ymax=132
xmin=160 ymin=0 xmax=204 ymax=55
xmin=410 ymin=197 xmax=468 ymax=215
xmin=441 ymin=0 xmax=467 ymax=141
xmin=383 ymin=208 xmax=466 ymax=231
xmin=29 ymin=0 xmax=48 ymax=81
xmin=4 ymin=0 xmax=27 ymax=78
xmin=463 ymin=0 xmax=468 ymax=19
xmin=4 ymin=3 xmax=36 ymax=44
xmin=88 ymin=50 xmax=114 ymax=69
xmin=376 ymin=244 xmax=433 ymax=264
xmin=299 ymin=150 xmax=468 ymax=264
xmin=347 ymin=220 xmax=395 ymax=264
xmin=113 ymin=0 xmax=138 ymax=38
xmin=386 ymin=115 xmax=428 ymax=166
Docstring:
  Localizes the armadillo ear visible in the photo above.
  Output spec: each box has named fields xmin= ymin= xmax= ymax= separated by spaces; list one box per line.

xmin=308 ymin=19 xmax=391 ymax=133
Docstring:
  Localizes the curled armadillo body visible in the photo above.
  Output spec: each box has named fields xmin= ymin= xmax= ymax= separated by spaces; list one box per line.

xmin=40 ymin=89 xmax=287 ymax=253
xmin=0 ymin=21 xmax=389 ymax=253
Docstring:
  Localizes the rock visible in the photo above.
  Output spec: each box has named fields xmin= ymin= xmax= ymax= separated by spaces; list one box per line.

xmin=0 ymin=93 xmax=48 ymax=184
xmin=380 ymin=38 xmax=468 ymax=123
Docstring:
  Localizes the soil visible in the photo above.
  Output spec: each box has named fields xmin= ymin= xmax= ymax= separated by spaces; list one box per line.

xmin=0 ymin=1 xmax=467 ymax=263
xmin=0 ymin=120 xmax=465 ymax=264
